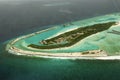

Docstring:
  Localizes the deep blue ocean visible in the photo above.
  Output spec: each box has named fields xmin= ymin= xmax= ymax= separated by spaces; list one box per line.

xmin=1 ymin=0 xmax=120 ymax=80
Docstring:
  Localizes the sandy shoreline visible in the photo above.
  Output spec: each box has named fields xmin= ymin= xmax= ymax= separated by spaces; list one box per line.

xmin=5 ymin=15 xmax=120 ymax=60
xmin=7 ymin=42 xmax=120 ymax=60
xmin=6 ymin=24 xmax=120 ymax=60
xmin=6 ymin=33 xmax=120 ymax=60
xmin=7 ymin=46 xmax=120 ymax=60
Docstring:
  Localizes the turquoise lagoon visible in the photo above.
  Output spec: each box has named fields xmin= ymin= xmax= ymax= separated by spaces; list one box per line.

xmin=8 ymin=13 xmax=120 ymax=55
xmin=2 ymin=13 xmax=120 ymax=80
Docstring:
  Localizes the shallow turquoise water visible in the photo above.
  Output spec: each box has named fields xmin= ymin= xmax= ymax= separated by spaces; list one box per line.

xmin=11 ymin=13 xmax=120 ymax=54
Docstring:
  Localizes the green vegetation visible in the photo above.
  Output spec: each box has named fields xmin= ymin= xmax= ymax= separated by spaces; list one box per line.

xmin=28 ymin=22 xmax=116 ymax=49
xmin=81 ymin=52 xmax=89 ymax=55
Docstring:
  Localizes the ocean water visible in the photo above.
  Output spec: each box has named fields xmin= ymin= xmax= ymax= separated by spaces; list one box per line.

xmin=1 ymin=0 xmax=120 ymax=80
xmin=1 ymin=44 xmax=120 ymax=80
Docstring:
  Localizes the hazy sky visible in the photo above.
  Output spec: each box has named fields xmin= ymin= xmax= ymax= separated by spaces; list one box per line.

xmin=0 ymin=0 xmax=58 ymax=1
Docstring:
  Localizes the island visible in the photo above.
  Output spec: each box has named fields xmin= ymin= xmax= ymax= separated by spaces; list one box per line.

xmin=6 ymin=13 xmax=120 ymax=60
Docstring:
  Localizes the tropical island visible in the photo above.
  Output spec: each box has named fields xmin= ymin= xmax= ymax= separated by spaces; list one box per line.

xmin=6 ymin=13 xmax=120 ymax=60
